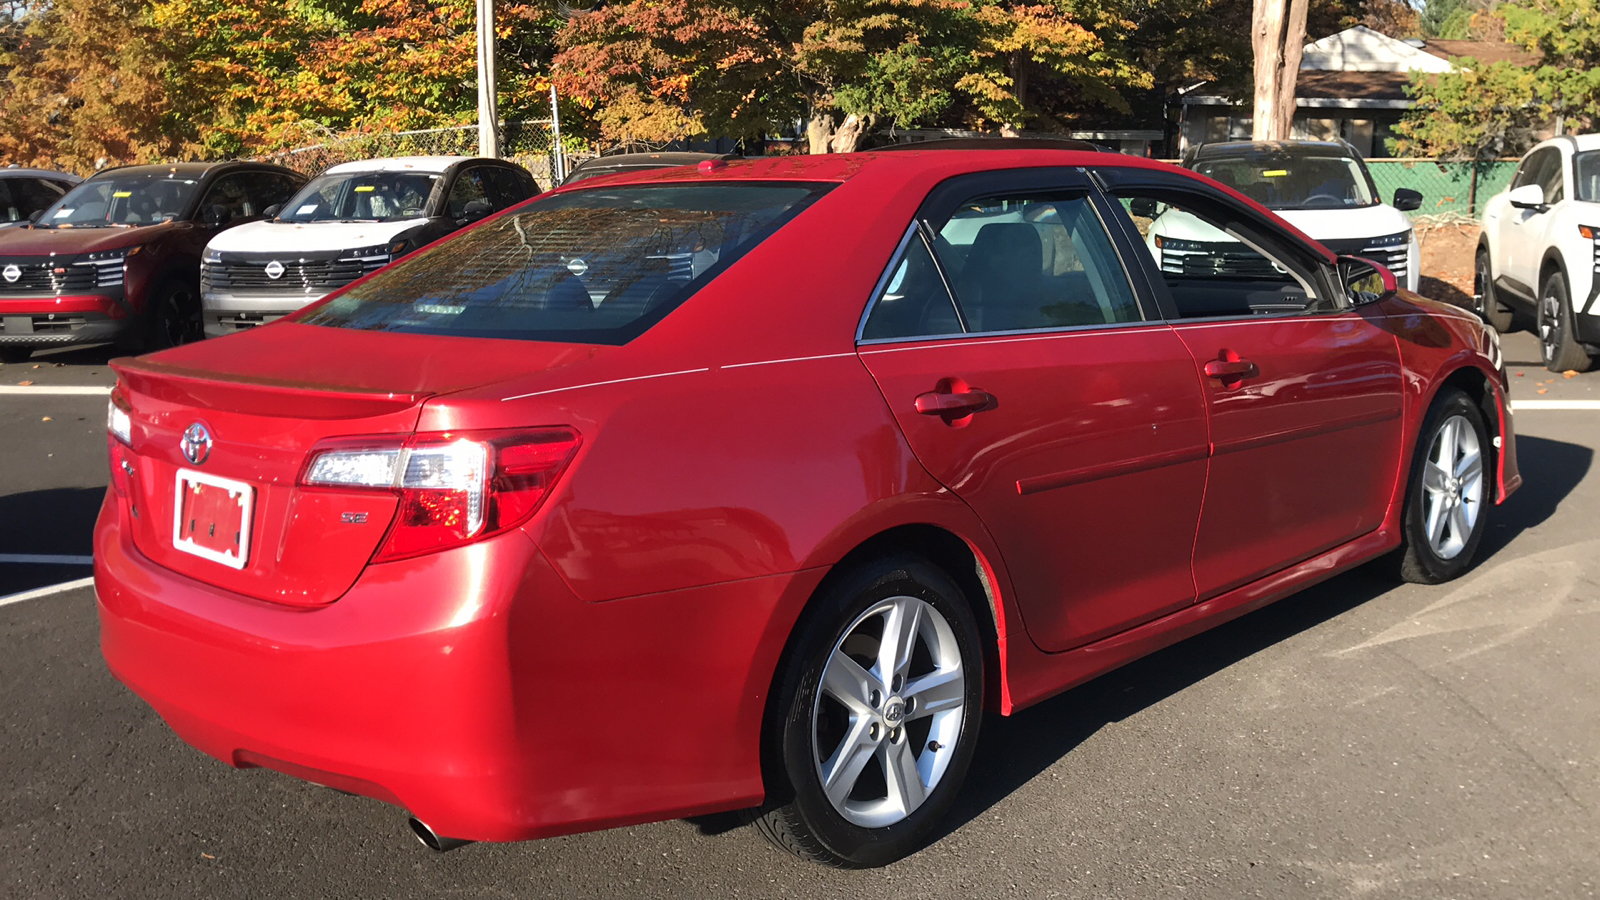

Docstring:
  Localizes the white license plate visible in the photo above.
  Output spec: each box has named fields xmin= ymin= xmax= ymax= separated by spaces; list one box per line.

xmin=172 ymin=469 xmax=254 ymax=569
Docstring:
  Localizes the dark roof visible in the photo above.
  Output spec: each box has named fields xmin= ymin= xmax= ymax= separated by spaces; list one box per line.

xmin=562 ymin=152 xmax=736 ymax=185
xmin=1294 ymin=70 xmax=1413 ymax=102
xmin=1188 ymin=139 xmax=1360 ymax=165
xmin=1 ymin=167 xmax=81 ymax=181
xmin=1421 ymin=40 xmax=1539 ymax=67
xmin=90 ymin=161 xmax=295 ymax=180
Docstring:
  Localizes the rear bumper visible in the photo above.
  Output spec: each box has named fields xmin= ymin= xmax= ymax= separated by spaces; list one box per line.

xmin=93 ymin=490 xmax=807 ymax=842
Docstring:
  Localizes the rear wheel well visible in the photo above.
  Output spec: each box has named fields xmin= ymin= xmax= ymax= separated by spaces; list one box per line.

xmin=820 ymin=525 xmax=1001 ymax=674
xmin=757 ymin=524 xmax=1006 ymax=806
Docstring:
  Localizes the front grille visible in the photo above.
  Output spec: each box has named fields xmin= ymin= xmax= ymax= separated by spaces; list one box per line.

xmin=1356 ymin=245 xmax=1409 ymax=280
xmin=0 ymin=314 xmax=91 ymax=335
xmin=202 ymin=254 xmax=389 ymax=294
xmin=1323 ymin=234 xmax=1411 ymax=282
xmin=0 ymin=257 xmax=115 ymax=294
xmin=1160 ymin=243 xmax=1283 ymax=278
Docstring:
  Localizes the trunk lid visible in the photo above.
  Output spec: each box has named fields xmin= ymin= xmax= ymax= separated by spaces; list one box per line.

xmin=112 ymin=323 xmax=600 ymax=605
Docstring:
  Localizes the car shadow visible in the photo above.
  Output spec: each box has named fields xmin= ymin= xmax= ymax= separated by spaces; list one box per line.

xmin=922 ymin=431 xmax=1586 ymax=848
xmin=0 ymin=487 xmax=104 ymax=597
xmin=1418 ymin=275 xmax=1472 ymax=309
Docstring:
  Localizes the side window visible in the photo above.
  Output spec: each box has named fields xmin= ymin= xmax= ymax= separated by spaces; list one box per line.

xmin=9 ymin=178 xmax=69 ymax=220
xmin=236 ymin=172 xmax=299 ymax=215
xmin=1114 ymin=189 xmax=1338 ymax=319
xmin=861 ymin=231 xmax=963 ymax=340
xmin=1515 ymin=148 xmax=1553 ymax=193
xmin=934 ymin=193 xmax=1140 ymax=334
xmin=198 ymin=174 xmax=254 ymax=224
xmin=1538 ymin=152 xmax=1566 ymax=204
xmin=483 ymin=167 xmax=534 ymax=210
xmin=445 ymin=168 xmax=490 ymax=219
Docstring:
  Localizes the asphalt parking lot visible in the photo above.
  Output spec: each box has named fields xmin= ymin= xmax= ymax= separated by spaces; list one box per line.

xmin=3 ymin=331 xmax=1598 ymax=900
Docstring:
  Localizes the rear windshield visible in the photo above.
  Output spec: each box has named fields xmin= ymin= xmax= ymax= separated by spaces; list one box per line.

xmin=1192 ymin=153 xmax=1376 ymax=210
xmin=298 ymin=182 xmax=829 ymax=344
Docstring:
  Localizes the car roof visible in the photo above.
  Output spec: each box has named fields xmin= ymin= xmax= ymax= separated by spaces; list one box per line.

xmin=323 ymin=155 xmax=474 ymax=175
xmin=1 ymin=167 xmax=81 ymax=182
xmin=88 ymin=161 xmax=300 ymax=180
xmin=1559 ymin=134 xmax=1600 ymax=153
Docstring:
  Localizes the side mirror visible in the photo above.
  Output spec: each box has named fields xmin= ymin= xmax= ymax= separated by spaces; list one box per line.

xmin=262 ymin=203 xmax=282 ymax=219
xmin=1393 ymin=188 xmax=1422 ymax=212
xmin=1339 ymin=255 xmax=1397 ymax=305
xmin=1129 ymin=197 xmax=1158 ymax=218
xmin=460 ymin=199 xmax=493 ymax=222
xmin=1508 ymin=183 xmax=1548 ymax=213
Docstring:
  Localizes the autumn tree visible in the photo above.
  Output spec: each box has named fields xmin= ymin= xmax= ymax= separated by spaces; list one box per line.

xmin=0 ymin=0 xmax=187 ymax=170
xmin=552 ymin=0 xmax=1151 ymax=152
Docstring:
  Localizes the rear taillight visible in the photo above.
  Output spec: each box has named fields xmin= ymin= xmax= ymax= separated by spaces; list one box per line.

xmin=107 ymin=392 xmax=133 ymax=497
xmin=300 ymin=428 xmax=581 ymax=562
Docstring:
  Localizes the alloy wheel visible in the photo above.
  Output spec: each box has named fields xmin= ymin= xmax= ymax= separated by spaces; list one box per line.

xmin=811 ymin=595 xmax=966 ymax=829
xmin=1420 ymin=413 xmax=1484 ymax=561
xmin=1540 ymin=289 xmax=1562 ymax=365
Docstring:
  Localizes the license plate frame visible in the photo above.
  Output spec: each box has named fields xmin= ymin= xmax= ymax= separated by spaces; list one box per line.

xmin=172 ymin=468 xmax=254 ymax=569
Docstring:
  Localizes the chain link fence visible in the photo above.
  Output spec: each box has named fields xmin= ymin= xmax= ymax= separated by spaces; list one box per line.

xmin=1366 ymin=159 xmax=1521 ymax=222
xmin=261 ymin=120 xmax=583 ymax=190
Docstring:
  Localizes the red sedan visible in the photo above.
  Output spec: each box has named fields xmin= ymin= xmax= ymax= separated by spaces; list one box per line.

xmin=94 ymin=146 xmax=1519 ymax=868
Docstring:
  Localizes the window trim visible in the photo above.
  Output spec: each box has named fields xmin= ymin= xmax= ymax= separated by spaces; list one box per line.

xmin=1094 ymin=169 xmax=1349 ymax=324
xmin=855 ymin=169 xmax=1157 ymax=346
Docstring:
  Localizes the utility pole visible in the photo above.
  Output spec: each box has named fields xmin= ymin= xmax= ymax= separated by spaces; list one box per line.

xmin=476 ymin=0 xmax=500 ymax=158
xmin=550 ymin=84 xmax=566 ymax=183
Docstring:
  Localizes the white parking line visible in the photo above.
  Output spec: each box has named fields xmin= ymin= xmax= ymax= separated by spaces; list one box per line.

xmin=1510 ymin=400 xmax=1600 ymax=410
xmin=0 ymin=576 xmax=95 ymax=609
xmin=0 ymin=554 xmax=94 ymax=565
xmin=0 ymin=385 xmax=112 ymax=396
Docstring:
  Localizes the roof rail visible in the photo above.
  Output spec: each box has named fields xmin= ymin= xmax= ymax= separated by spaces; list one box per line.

xmin=868 ymin=137 xmax=1103 ymax=154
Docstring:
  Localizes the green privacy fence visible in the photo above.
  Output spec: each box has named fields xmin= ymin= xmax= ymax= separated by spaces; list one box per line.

xmin=1366 ymin=159 xmax=1520 ymax=220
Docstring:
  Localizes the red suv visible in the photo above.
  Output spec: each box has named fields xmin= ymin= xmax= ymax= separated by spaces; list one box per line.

xmin=0 ymin=161 xmax=304 ymax=362
xmin=96 ymin=148 xmax=1518 ymax=867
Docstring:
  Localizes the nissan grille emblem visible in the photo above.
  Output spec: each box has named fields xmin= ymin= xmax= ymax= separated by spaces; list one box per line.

xmin=180 ymin=422 xmax=213 ymax=465
xmin=2 ymin=264 xmax=19 ymax=283
xmin=264 ymin=260 xmax=285 ymax=280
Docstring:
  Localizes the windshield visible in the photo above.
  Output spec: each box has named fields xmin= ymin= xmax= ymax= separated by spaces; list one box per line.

xmin=1575 ymin=151 xmax=1600 ymax=203
xmin=298 ymin=182 xmax=830 ymax=344
xmin=38 ymin=173 xmax=199 ymax=227
xmin=278 ymin=171 xmax=441 ymax=223
xmin=1193 ymin=153 xmax=1375 ymax=209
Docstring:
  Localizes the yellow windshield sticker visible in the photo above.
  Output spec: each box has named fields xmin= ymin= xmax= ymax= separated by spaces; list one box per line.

xmin=354 ymin=185 xmax=375 ymax=192
xmin=112 ymin=191 xmax=132 ymax=198
xmin=1262 ymin=169 xmax=1288 ymax=177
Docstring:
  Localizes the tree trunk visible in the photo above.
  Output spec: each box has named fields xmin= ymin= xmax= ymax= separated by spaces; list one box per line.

xmin=1251 ymin=0 xmax=1309 ymax=140
xmin=829 ymin=113 xmax=864 ymax=153
xmin=806 ymin=111 xmax=834 ymax=155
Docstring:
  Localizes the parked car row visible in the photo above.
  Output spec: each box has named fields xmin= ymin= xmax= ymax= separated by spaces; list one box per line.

xmin=0 ymin=156 xmax=541 ymax=362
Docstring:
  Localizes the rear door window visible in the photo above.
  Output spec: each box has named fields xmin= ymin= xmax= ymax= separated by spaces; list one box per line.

xmin=299 ymin=182 xmax=830 ymax=344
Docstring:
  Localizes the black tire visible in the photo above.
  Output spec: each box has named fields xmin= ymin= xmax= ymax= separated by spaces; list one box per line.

xmin=754 ymin=555 xmax=985 ymax=868
xmin=1537 ymin=269 xmax=1594 ymax=373
xmin=0 ymin=346 xmax=31 ymax=364
xmin=142 ymin=278 xmax=202 ymax=351
xmin=1473 ymin=248 xmax=1514 ymax=333
xmin=1396 ymin=388 xmax=1492 ymax=584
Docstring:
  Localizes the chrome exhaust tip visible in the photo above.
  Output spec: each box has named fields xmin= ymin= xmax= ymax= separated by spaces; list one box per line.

xmin=408 ymin=816 xmax=472 ymax=852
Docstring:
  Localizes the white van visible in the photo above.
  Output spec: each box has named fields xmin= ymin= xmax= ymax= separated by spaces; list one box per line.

xmin=200 ymin=156 xmax=538 ymax=336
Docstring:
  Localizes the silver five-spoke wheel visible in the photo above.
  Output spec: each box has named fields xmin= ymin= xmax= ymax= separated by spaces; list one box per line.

xmin=1420 ymin=413 xmax=1483 ymax=561
xmin=813 ymin=595 xmax=965 ymax=828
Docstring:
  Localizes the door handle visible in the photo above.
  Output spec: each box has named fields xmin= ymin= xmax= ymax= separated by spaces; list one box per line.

xmin=1203 ymin=359 xmax=1259 ymax=380
xmin=915 ymin=389 xmax=997 ymax=417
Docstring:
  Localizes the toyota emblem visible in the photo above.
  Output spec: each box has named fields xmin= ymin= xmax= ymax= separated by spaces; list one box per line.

xmin=2 ymin=264 xmax=19 ymax=283
xmin=264 ymin=260 xmax=285 ymax=280
xmin=180 ymin=422 xmax=213 ymax=465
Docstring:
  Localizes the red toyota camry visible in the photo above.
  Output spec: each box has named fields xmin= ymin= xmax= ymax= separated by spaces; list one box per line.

xmin=94 ymin=145 xmax=1520 ymax=868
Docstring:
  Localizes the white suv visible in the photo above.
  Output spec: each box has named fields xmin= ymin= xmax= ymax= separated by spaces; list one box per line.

xmin=1477 ymin=134 xmax=1600 ymax=372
